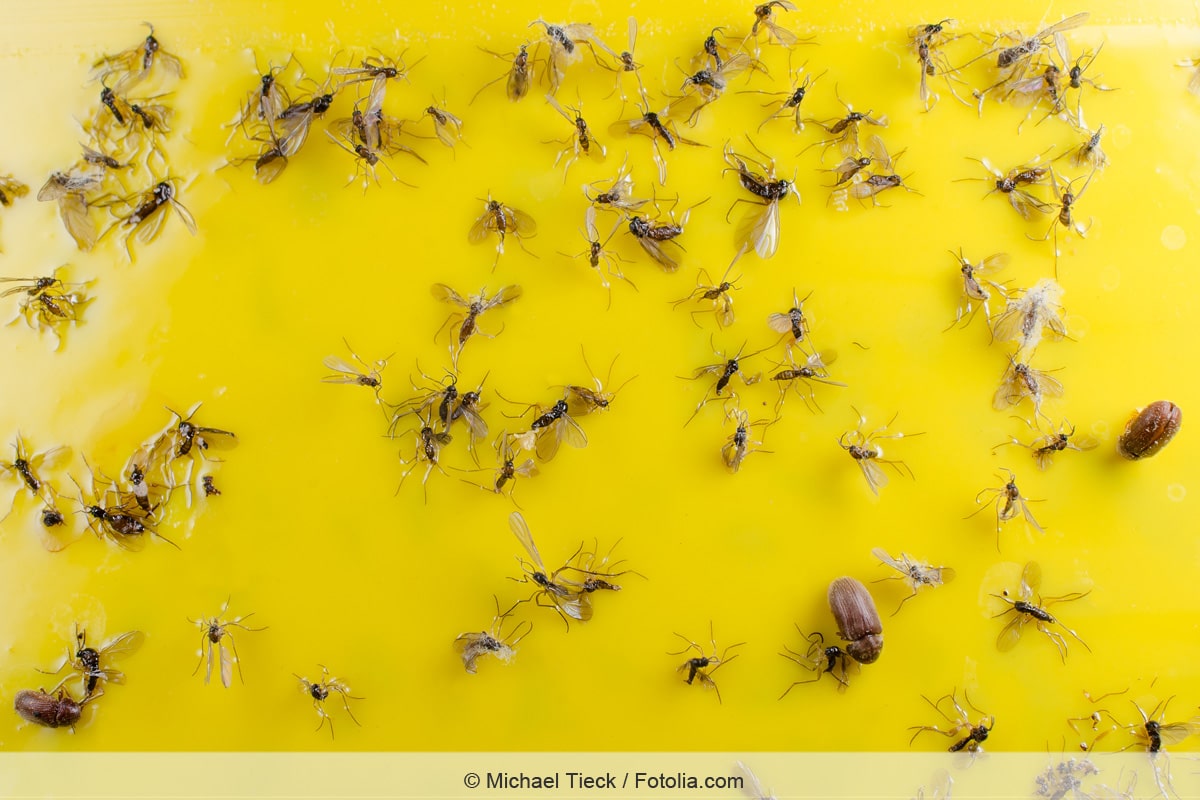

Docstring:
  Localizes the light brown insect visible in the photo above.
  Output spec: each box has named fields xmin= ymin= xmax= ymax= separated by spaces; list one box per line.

xmin=828 ymin=576 xmax=883 ymax=663
xmin=1118 ymin=401 xmax=1182 ymax=460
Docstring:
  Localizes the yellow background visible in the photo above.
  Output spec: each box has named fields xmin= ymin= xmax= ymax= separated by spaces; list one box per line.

xmin=0 ymin=0 xmax=1199 ymax=755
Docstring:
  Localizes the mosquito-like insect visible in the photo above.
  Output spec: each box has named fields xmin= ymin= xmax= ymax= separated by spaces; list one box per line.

xmin=0 ymin=433 xmax=67 ymax=499
xmin=295 ymin=665 xmax=362 ymax=739
xmin=946 ymin=249 xmax=1009 ymax=330
xmin=673 ymin=266 xmax=739 ymax=328
xmin=807 ymin=93 xmax=889 ymax=159
xmin=508 ymin=511 xmax=591 ymax=626
xmin=671 ymin=52 xmax=764 ymax=125
xmin=968 ymin=468 xmax=1044 ymax=550
xmin=396 ymin=417 xmax=453 ymax=503
xmin=37 ymin=165 xmax=102 ymax=251
xmin=769 ymin=350 xmax=845 ymax=413
xmin=153 ymin=403 xmax=238 ymax=463
xmin=71 ymin=468 xmax=173 ymax=551
xmin=961 ymin=155 xmax=1053 ymax=220
xmin=468 ymin=195 xmax=537 ymax=267
xmin=721 ymin=407 xmax=772 ymax=473
xmin=1000 ymin=418 xmax=1098 ymax=470
xmin=472 ymin=44 xmax=534 ymax=104
xmin=323 ymin=339 xmax=388 ymax=396
xmin=834 ymin=135 xmax=918 ymax=208
xmin=993 ymin=354 xmax=1063 ymax=420
xmin=99 ymin=179 xmax=197 ymax=260
xmin=910 ymin=19 xmax=966 ymax=109
xmin=190 ymin=597 xmax=265 ymax=688
xmin=563 ymin=205 xmax=632 ymax=296
xmin=326 ymin=132 xmax=404 ymax=191
xmin=625 ymin=201 xmax=695 ymax=272
xmin=609 ymin=95 xmax=703 ymax=184
xmin=871 ymin=548 xmax=955 ymax=615
xmin=684 ymin=341 xmax=767 ymax=425
xmin=545 ymin=94 xmax=605 ymax=174
xmin=989 ymin=12 xmax=1090 ymax=83
xmin=993 ymin=561 xmax=1090 ymax=661
xmin=600 ymin=17 xmax=644 ymax=100
xmin=1060 ymin=124 xmax=1107 ymax=171
xmin=475 ymin=432 xmax=538 ymax=502
xmin=91 ymin=22 xmax=184 ymax=92
xmin=454 ymin=597 xmax=532 ymax=674
xmin=229 ymin=54 xmax=293 ymax=132
xmin=584 ymin=157 xmax=648 ymax=212
xmin=669 ymin=622 xmax=744 ymax=704
xmin=838 ymin=409 xmax=922 ymax=495
xmin=44 ymin=625 xmax=144 ymax=698
xmin=766 ymin=288 xmax=813 ymax=349
xmin=422 ymin=100 xmax=465 ymax=149
xmin=509 ymin=396 xmax=588 ymax=462
xmin=276 ymin=75 xmax=338 ymax=156
xmin=779 ymin=628 xmax=853 ymax=696
xmin=724 ymin=141 xmax=799 ymax=260
xmin=1034 ymin=168 xmax=1094 ymax=276
xmin=567 ymin=538 xmax=638 ymax=593
xmin=753 ymin=67 xmax=822 ymax=132
xmin=332 ymin=52 xmax=416 ymax=99
xmin=745 ymin=0 xmax=805 ymax=51
xmin=563 ymin=350 xmax=634 ymax=417
xmin=529 ymin=19 xmax=599 ymax=94
xmin=910 ymin=691 xmax=996 ymax=753
xmin=431 ymin=283 xmax=522 ymax=366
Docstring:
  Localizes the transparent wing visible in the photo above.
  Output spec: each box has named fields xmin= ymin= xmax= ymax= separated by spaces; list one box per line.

xmin=468 ymin=210 xmax=495 ymax=243
xmin=996 ymin=613 xmax=1025 ymax=652
xmin=509 ymin=511 xmax=546 ymax=572
xmin=219 ymin=640 xmax=234 ymax=688
xmin=99 ymin=630 xmax=145 ymax=660
xmin=169 ymin=198 xmax=198 ymax=236
xmin=1021 ymin=561 xmax=1042 ymax=596
xmin=431 ymin=283 xmax=469 ymax=307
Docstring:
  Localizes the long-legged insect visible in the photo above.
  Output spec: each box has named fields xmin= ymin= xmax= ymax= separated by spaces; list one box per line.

xmin=71 ymin=468 xmax=174 ymax=551
xmin=1059 ymin=123 xmax=1107 ymax=171
xmin=832 ymin=135 xmax=918 ymax=209
xmin=968 ymin=468 xmax=1043 ymax=550
xmin=669 ymin=622 xmax=744 ymax=704
xmin=422 ymin=99 xmax=465 ymax=149
xmin=779 ymin=628 xmax=853 ymax=696
xmin=431 ymin=283 xmax=522 ymax=367
xmin=322 ymin=338 xmax=389 ymax=397
xmin=724 ymin=141 xmax=799 ymax=260
xmin=471 ymin=44 xmax=534 ymax=104
xmin=98 ymin=179 xmax=197 ymax=260
xmin=470 ymin=431 xmax=538 ymax=504
xmin=396 ymin=417 xmax=452 ymax=503
xmin=721 ymin=407 xmax=772 ymax=474
xmin=37 ymin=165 xmax=102 ymax=251
xmin=993 ymin=353 xmax=1063 ymax=421
xmin=91 ymin=22 xmax=185 ymax=92
xmin=805 ymin=91 xmax=889 ymax=159
xmin=529 ymin=19 xmax=601 ymax=94
xmin=584 ymin=157 xmax=648 ymax=213
xmin=684 ymin=341 xmax=767 ymax=425
xmin=567 ymin=538 xmax=639 ymax=593
xmin=508 ymin=511 xmax=590 ymax=626
xmin=625 ymin=198 xmax=695 ymax=272
xmin=295 ymin=665 xmax=362 ymax=739
xmin=564 ymin=349 xmax=635 ymax=417
xmin=544 ymin=94 xmax=605 ymax=175
xmin=766 ymin=288 xmax=813 ymax=351
xmin=468 ymin=194 xmax=537 ymax=267
xmin=976 ymin=13 xmax=1090 ymax=104
xmin=871 ymin=548 xmax=955 ymax=615
xmin=673 ymin=266 xmax=739 ymax=328
xmin=910 ymin=19 xmax=967 ymax=109
xmin=769 ymin=350 xmax=845 ymax=413
xmin=562 ymin=205 xmax=633 ymax=298
xmin=1033 ymin=168 xmax=1094 ymax=276
xmin=599 ymin=17 xmax=644 ymax=101
xmin=276 ymin=75 xmax=338 ymax=156
xmin=946 ymin=249 xmax=1009 ymax=330
xmin=509 ymin=396 xmax=588 ymax=462
xmin=910 ymin=691 xmax=995 ymax=752
xmin=744 ymin=0 xmax=806 ymax=52
xmin=998 ymin=417 xmax=1097 ymax=470
xmin=753 ymin=66 xmax=822 ymax=132
xmin=609 ymin=94 xmax=703 ymax=184
xmin=992 ymin=561 xmax=1090 ymax=661
xmin=454 ymin=597 xmax=533 ymax=674
xmin=838 ymin=409 xmax=922 ymax=495
xmin=960 ymin=155 xmax=1053 ymax=220
xmin=189 ymin=597 xmax=266 ymax=688
xmin=44 ymin=625 xmax=144 ymax=698
xmin=0 ymin=433 xmax=67 ymax=501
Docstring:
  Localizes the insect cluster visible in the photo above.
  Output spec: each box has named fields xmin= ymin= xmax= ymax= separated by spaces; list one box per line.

xmin=1 ymin=3 xmax=1195 ymax=771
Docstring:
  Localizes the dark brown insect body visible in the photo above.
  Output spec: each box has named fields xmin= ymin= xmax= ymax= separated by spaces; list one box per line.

xmin=828 ymin=576 xmax=883 ymax=664
xmin=1118 ymin=401 xmax=1181 ymax=460
xmin=14 ymin=689 xmax=85 ymax=729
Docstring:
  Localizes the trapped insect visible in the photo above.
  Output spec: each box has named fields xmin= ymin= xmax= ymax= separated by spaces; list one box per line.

xmin=747 ymin=0 xmax=805 ymax=50
xmin=968 ymin=468 xmax=1044 ymax=550
xmin=71 ymin=469 xmax=173 ymax=551
xmin=276 ymin=75 xmax=338 ymax=156
xmin=684 ymin=342 xmax=767 ymax=425
xmin=1034 ymin=168 xmax=1094 ymax=275
xmin=295 ymin=665 xmax=362 ymax=739
xmin=1118 ymin=401 xmax=1182 ymax=460
xmin=563 ymin=350 xmax=635 ymax=417
xmin=910 ymin=19 xmax=965 ymax=109
xmin=609 ymin=96 xmax=702 ymax=184
xmin=153 ymin=403 xmax=237 ymax=463
xmin=721 ymin=407 xmax=772 ymax=473
xmin=962 ymin=155 xmax=1052 ymax=220
xmin=993 ymin=561 xmax=1090 ymax=661
xmin=45 ymin=626 xmax=144 ymax=698
xmin=568 ymin=538 xmax=637 ymax=593
xmin=673 ymin=266 xmax=739 ymax=328
xmin=946 ymin=249 xmax=1009 ymax=330
xmin=828 ymin=576 xmax=883 ymax=664
xmin=600 ymin=17 xmax=644 ymax=100
xmin=37 ymin=165 xmax=102 ymax=251
xmin=991 ymin=278 xmax=1067 ymax=354
xmin=529 ymin=19 xmax=600 ymax=94
xmin=807 ymin=93 xmax=889 ymax=159
xmin=1002 ymin=418 xmax=1097 ymax=470
xmin=584 ymin=158 xmax=648 ymax=213
xmin=669 ymin=622 xmax=744 ymax=704
xmin=396 ymin=418 xmax=453 ymax=502
xmin=769 ymin=350 xmax=845 ymax=414
xmin=468 ymin=195 xmax=537 ymax=266
xmin=779 ymin=628 xmax=853 ymax=696
xmin=993 ymin=354 xmax=1063 ymax=420
xmin=0 ymin=433 xmax=67 ymax=499
xmin=766 ymin=288 xmax=813 ymax=348
xmin=422 ymin=101 xmax=465 ymax=149
xmin=545 ymin=94 xmax=605 ymax=174
xmin=838 ymin=409 xmax=922 ymax=495
xmin=1061 ymin=124 xmax=1108 ymax=171
xmin=871 ymin=548 xmax=955 ymax=615
xmin=99 ymin=179 xmax=197 ymax=260
xmin=323 ymin=339 xmax=389 ymax=396
xmin=91 ymin=22 xmax=184 ymax=92
xmin=754 ymin=66 xmax=821 ymax=133
xmin=831 ymin=135 xmax=916 ymax=209
xmin=472 ymin=44 xmax=533 ymax=104
xmin=625 ymin=199 xmax=695 ymax=272
xmin=432 ymin=283 xmax=522 ymax=367
xmin=189 ymin=597 xmax=266 ymax=688
xmin=454 ymin=597 xmax=532 ymax=674
xmin=14 ymin=687 xmax=95 ymax=730
xmin=508 ymin=510 xmax=591 ymax=625
xmin=723 ymin=141 xmax=799 ymax=260
xmin=910 ymin=691 xmax=995 ymax=753
xmin=509 ymin=396 xmax=587 ymax=462
xmin=563 ymin=205 xmax=632 ymax=295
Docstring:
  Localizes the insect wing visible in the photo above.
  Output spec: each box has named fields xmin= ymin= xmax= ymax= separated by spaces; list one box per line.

xmin=483 ymin=284 xmax=523 ymax=310
xmin=996 ymin=612 xmax=1025 ymax=652
xmin=509 ymin=511 xmax=547 ymax=573
xmin=1021 ymin=561 xmax=1042 ymax=597
xmin=99 ymin=630 xmax=145 ymax=661
xmin=741 ymin=198 xmax=781 ymax=259
xmin=505 ymin=206 xmax=537 ymax=238
xmin=195 ymin=426 xmax=238 ymax=453
xmin=323 ymin=355 xmax=369 ymax=383
xmin=431 ymin=283 xmax=470 ymax=307
xmin=1158 ymin=721 xmax=1200 ymax=747
xmin=634 ymin=233 xmax=679 ymax=271
xmin=468 ymin=208 xmax=496 ymax=243
xmin=858 ymin=457 xmax=888 ymax=495
xmin=219 ymin=638 xmax=234 ymax=688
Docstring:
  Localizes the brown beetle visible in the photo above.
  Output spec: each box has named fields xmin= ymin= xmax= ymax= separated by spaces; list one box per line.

xmin=1118 ymin=401 xmax=1182 ymax=460
xmin=828 ymin=577 xmax=883 ymax=664
xmin=14 ymin=687 xmax=94 ymax=729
